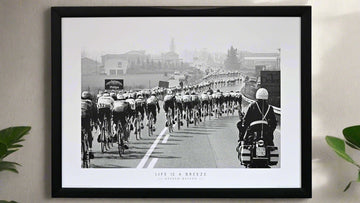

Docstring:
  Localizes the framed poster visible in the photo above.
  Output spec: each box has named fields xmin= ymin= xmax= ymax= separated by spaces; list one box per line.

xmin=52 ymin=6 xmax=311 ymax=198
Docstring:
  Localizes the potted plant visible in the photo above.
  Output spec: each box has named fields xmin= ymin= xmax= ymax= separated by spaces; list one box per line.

xmin=326 ymin=125 xmax=360 ymax=191
xmin=0 ymin=126 xmax=31 ymax=202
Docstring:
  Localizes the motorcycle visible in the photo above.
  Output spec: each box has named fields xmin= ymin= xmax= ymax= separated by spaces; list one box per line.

xmin=236 ymin=120 xmax=279 ymax=168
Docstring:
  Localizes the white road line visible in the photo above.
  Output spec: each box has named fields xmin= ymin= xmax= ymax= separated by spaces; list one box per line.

xmin=147 ymin=158 xmax=158 ymax=169
xmin=136 ymin=127 xmax=167 ymax=169
xmin=162 ymin=134 xmax=170 ymax=143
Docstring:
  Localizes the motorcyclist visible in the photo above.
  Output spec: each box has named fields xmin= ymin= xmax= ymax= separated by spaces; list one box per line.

xmin=237 ymin=88 xmax=277 ymax=146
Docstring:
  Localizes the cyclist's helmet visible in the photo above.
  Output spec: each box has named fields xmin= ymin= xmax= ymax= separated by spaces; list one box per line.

xmin=129 ymin=92 xmax=136 ymax=99
xmin=117 ymin=94 xmax=125 ymax=100
xmin=81 ymin=91 xmax=91 ymax=100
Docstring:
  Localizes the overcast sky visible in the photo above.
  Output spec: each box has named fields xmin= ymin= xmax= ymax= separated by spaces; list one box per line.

xmin=66 ymin=17 xmax=300 ymax=61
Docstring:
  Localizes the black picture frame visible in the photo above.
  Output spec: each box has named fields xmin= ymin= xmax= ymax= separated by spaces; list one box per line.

xmin=52 ymin=6 xmax=311 ymax=198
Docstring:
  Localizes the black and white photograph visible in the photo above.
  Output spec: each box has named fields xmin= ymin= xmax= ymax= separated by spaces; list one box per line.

xmin=80 ymin=18 xmax=282 ymax=169
xmin=53 ymin=7 xmax=311 ymax=197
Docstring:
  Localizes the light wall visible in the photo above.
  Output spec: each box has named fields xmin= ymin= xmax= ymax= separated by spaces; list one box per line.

xmin=1 ymin=0 xmax=360 ymax=202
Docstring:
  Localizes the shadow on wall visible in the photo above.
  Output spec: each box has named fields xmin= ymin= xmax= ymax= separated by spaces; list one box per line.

xmin=312 ymin=12 xmax=360 ymax=199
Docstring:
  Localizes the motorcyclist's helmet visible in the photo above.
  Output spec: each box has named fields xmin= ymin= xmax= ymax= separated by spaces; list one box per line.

xmin=168 ymin=90 xmax=173 ymax=95
xmin=103 ymin=93 xmax=110 ymax=97
xmin=256 ymin=88 xmax=269 ymax=100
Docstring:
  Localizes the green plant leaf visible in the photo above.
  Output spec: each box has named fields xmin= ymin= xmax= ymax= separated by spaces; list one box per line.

xmin=344 ymin=181 xmax=353 ymax=192
xmin=0 ymin=161 xmax=20 ymax=173
xmin=343 ymin=126 xmax=360 ymax=149
xmin=325 ymin=136 xmax=359 ymax=166
xmin=0 ymin=142 xmax=7 ymax=158
xmin=0 ymin=126 xmax=30 ymax=149
xmin=1 ymin=149 xmax=18 ymax=159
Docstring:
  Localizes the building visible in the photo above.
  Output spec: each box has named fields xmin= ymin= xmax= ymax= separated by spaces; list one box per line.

xmin=160 ymin=38 xmax=182 ymax=67
xmin=101 ymin=50 xmax=148 ymax=75
xmin=101 ymin=54 xmax=129 ymax=75
xmin=238 ymin=51 xmax=280 ymax=70
xmin=81 ymin=57 xmax=101 ymax=75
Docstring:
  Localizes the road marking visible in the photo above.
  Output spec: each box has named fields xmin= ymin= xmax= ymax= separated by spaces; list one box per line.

xmin=162 ymin=134 xmax=170 ymax=143
xmin=147 ymin=158 xmax=158 ymax=169
xmin=136 ymin=127 xmax=167 ymax=169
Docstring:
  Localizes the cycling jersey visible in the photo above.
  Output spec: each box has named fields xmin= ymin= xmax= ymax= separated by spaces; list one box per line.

xmin=175 ymin=95 xmax=182 ymax=103
xmin=164 ymin=94 xmax=174 ymax=102
xmin=126 ymin=98 xmax=136 ymax=111
xmin=113 ymin=100 xmax=129 ymax=113
xmin=182 ymin=95 xmax=192 ymax=103
xmin=135 ymin=98 xmax=145 ymax=107
xmin=200 ymin=94 xmax=209 ymax=101
xmin=146 ymin=96 xmax=158 ymax=105
xmin=97 ymin=96 xmax=114 ymax=110
xmin=81 ymin=99 xmax=93 ymax=118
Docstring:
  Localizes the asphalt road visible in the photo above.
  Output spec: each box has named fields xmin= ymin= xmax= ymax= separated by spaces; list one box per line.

xmin=89 ymin=82 xmax=281 ymax=168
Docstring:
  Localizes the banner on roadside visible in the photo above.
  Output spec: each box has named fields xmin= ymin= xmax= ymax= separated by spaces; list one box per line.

xmin=105 ymin=79 xmax=124 ymax=90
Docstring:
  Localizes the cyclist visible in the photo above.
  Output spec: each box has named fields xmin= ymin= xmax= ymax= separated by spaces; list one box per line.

xmin=146 ymin=92 xmax=160 ymax=131
xmin=97 ymin=92 xmax=114 ymax=144
xmin=214 ymin=90 xmax=224 ymax=116
xmin=125 ymin=92 xmax=136 ymax=131
xmin=200 ymin=91 xmax=210 ymax=117
xmin=191 ymin=91 xmax=201 ymax=122
xmin=81 ymin=91 xmax=97 ymax=159
xmin=235 ymin=91 xmax=243 ymax=112
xmin=163 ymin=89 xmax=176 ymax=127
xmin=182 ymin=91 xmax=193 ymax=122
xmin=175 ymin=92 xmax=184 ymax=124
xmin=113 ymin=94 xmax=131 ymax=148
xmin=134 ymin=93 xmax=146 ymax=131
xmin=224 ymin=91 xmax=231 ymax=113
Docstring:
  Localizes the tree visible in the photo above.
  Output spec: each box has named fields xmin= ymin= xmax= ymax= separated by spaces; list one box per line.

xmin=224 ymin=46 xmax=240 ymax=71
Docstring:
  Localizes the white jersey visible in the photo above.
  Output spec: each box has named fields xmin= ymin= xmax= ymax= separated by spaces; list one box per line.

xmin=146 ymin=96 xmax=158 ymax=105
xmin=97 ymin=96 xmax=114 ymax=109
xmin=182 ymin=95 xmax=192 ymax=103
xmin=126 ymin=98 xmax=136 ymax=110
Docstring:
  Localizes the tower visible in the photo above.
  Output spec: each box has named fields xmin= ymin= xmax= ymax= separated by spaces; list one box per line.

xmin=170 ymin=38 xmax=175 ymax=53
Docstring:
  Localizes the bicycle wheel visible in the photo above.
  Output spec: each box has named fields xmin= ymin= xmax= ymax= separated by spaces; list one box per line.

xmin=138 ymin=116 xmax=142 ymax=139
xmin=194 ymin=109 xmax=197 ymax=126
xmin=100 ymin=124 xmax=106 ymax=153
xmin=81 ymin=128 xmax=90 ymax=168
xmin=177 ymin=109 xmax=181 ymax=130
xmin=148 ymin=113 xmax=153 ymax=136
xmin=186 ymin=108 xmax=189 ymax=128
xmin=117 ymin=121 xmax=124 ymax=158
